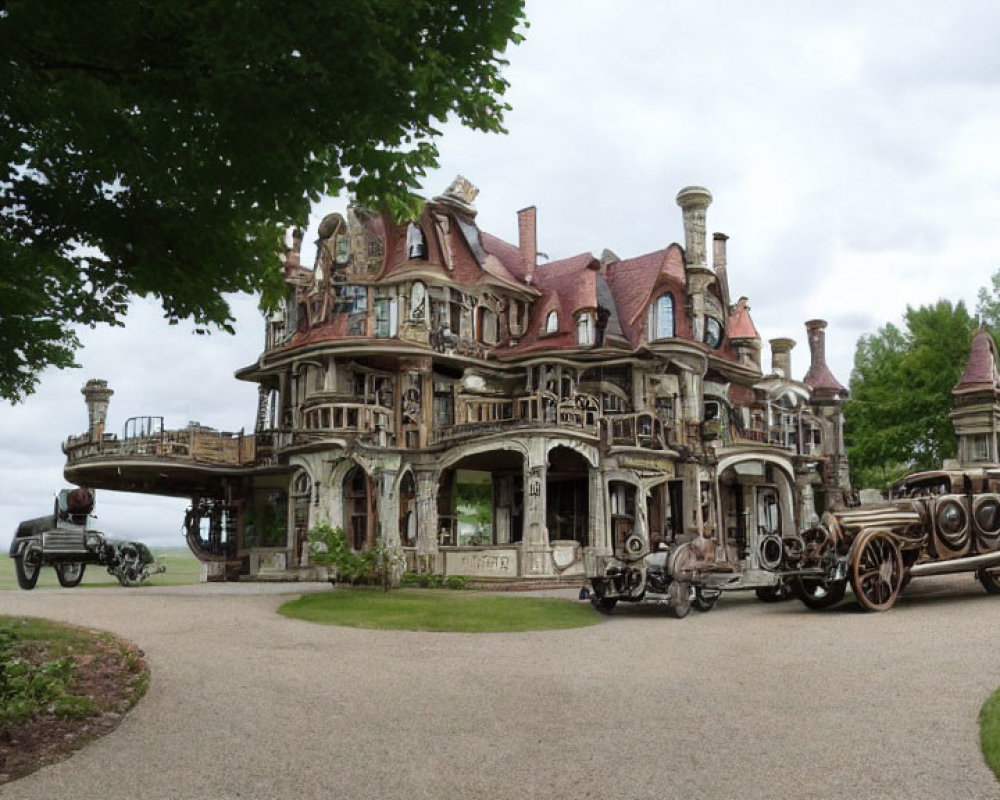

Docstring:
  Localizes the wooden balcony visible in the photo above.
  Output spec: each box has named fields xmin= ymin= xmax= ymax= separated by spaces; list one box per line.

xmin=300 ymin=402 xmax=393 ymax=441
xmin=431 ymin=392 xmax=600 ymax=445
xmin=63 ymin=427 xmax=260 ymax=468
xmin=599 ymin=412 xmax=669 ymax=451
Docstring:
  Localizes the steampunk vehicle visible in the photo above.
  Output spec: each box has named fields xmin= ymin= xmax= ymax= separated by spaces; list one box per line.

xmin=9 ymin=487 xmax=165 ymax=589
xmin=587 ymin=527 xmax=790 ymax=619
xmin=770 ymin=469 xmax=1000 ymax=611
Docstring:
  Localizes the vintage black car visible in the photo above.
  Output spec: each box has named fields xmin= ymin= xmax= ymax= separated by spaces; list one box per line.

xmin=771 ymin=470 xmax=1000 ymax=611
xmin=9 ymin=487 xmax=164 ymax=589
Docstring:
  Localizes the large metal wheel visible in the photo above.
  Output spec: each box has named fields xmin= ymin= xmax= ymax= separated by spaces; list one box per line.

xmin=978 ymin=567 xmax=1000 ymax=595
xmin=791 ymin=576 xmax=847 ymax=610
xmin=850 ymin=530 xmax=904 ymax=612
xmin=14 ymin=555 xmax=41 ymax=591
xmin=55 ymin=562 xmax=86 ymax=588
xmin=692 ymin=587 xmax=721 ymax=612
xmin=667 ymin=581 xmax=692 ymax=618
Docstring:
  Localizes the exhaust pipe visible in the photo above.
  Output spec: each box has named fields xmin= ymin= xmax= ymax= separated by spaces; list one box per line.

xmin=910 ymin=549 xmax=1000 ymax=578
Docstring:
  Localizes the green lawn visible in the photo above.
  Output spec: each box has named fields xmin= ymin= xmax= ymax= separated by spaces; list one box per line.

xmin=981 ymin=687 xmax=1000 ymax=781
xmin=279 ymin=588 xmax=602 ymax=632
xmin=0 ymin=548 xmax=202 ymax=590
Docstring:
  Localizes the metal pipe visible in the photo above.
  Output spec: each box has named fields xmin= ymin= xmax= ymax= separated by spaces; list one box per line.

xmin=910 ymin=549 xmax=1000 ymax=577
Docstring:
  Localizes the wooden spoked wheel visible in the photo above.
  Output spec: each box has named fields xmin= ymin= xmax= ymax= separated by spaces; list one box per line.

xmin=850 ymin=530 xmax=904 ymax=612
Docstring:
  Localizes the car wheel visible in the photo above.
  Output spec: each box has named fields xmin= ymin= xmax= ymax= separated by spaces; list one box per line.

xmin=14 ymin=555 xmax=41 ymax=590
xmin=692 ymin=587 xmax=721 ymax=612
xmin=55 ymin=562 xmax=86 ymax=588
xmin=754 ymin=583 xmax=791 ymax=602
xmin=791 ymin=576 xmax=847 ymax=610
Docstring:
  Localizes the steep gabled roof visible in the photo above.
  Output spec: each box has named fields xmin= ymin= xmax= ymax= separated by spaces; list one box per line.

xmin=604 ymin=245 xmax=686 ymax=345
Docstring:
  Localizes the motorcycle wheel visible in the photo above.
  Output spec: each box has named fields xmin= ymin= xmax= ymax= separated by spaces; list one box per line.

xmin=55 ymin=562 xmax=86 ymax=588
xmin=754 ymin=583 xmax=791 ymax=602
xmin=592 ymin=596 xmax=618 ymax=613
xmin=14 ymin=556 xmax=41 ymax=590
xmin=692 ymin=587 xmax=721 ymax=612
xmin=791 ymin=576 xmax=846 ymax=610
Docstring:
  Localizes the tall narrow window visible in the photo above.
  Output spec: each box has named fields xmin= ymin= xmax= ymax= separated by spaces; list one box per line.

xmin=577 ymin=314 xmax=593 ymax=346
xmin=406 ymin=223 xmax=427 ymax=259
xmin=374 ymin=297 xmax=398 ymax=338
xmin=545 ymin=310 xmax=559 ymax=334
xmin=654 ymin=294 xmax=674 ymax=339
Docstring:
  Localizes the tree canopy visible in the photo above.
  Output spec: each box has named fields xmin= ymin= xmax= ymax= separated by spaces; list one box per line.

xmin=0 ymin=0 xmax=526 ymax=402
xmin=844 ymin=299 xmax=979 ymax=488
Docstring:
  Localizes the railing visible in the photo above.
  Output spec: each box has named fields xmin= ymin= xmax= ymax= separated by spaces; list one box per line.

xmin=63 ymin=427 xmax=264 ymax=468
xmin=300 ymin=403 xmax=393 ymax=436
xmin=431 ymin=392 xmax=599 ymax=445
xmin=600 ymin=412 xmax=668 ymax=451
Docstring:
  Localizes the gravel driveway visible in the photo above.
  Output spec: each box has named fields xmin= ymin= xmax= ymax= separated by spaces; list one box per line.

xmin=0 ymin=575 xmax=998 ymax=800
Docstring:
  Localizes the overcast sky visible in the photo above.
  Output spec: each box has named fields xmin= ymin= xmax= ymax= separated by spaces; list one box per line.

xmin=4 ymin=1 xmax=1000 ymax=550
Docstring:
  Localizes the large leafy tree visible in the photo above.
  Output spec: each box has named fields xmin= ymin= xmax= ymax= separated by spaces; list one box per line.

xmin=0 ymin=0 xmax=526 ymax=402
xmin=844 ymin=300 xmax=978 ymax=488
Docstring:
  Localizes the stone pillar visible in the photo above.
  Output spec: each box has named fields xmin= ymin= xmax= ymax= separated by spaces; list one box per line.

xmin=81 ymin=379 xmax=113 ymax=441
xmin=675 ymin=186 xmax=713 ymax=268
xmin=376 ymin=468 xmax=403 ymax=585
xmin=414 ymin=469 xmax=440 ymax=570
xmin=769 ymin=338 xmax=796 ymax=378
xmin=587 ymin=467 xmax=610 ymax=554
xmin=521 ymin=439 xmax=552 ymax=576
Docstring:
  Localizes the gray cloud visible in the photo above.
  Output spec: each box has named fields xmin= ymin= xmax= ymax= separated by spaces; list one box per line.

xmin=5 ymin=0 xmax=1000 ymax=549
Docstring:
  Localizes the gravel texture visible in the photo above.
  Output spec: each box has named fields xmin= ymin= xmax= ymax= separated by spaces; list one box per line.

xmin=0 ymin=576 xmax=998 ymax=800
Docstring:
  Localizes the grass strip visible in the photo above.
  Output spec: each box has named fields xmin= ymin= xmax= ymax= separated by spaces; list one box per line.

xmin=279 ymin=588 xmax=601 ymax=632
xmin=981 ymin=686 xmax=1000 ymax=781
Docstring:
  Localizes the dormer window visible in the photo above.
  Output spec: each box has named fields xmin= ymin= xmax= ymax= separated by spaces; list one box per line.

xmin=577 ymin=314 xmax=594 ymax=347
xmin=545 ymin=310 xmax=559 ymax=334
xmin=406 ymin=223 xmax=427 ymax=259
xmin=653 ymin=293 xmax=675 ymax=339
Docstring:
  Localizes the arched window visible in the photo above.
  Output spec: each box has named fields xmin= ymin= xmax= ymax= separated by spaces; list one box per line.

xmin=545 ymin=310 xmax=559 ymax=334
xmin=654 ymin=294 xmax=674 ymax=339
xmin=577 ymin=314 xmax=593 ymax=346
xmin=406 ymin=223 xmax=427 ymax=259
xmin=705 ymin=316 xmax=723 ymax=348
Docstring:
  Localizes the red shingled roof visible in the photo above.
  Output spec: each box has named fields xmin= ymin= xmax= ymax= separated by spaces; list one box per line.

xmin=955 ymin=330 xmax=999 ymax=392
xmin=727 ymin=297 xmax=759 ymax=340
xmin=605 ymin=245 xmax=686 ymax=345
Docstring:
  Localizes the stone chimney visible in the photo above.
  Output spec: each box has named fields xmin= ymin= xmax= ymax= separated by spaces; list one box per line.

xmin=675 ymin=186 xmax=713 ymax=268
xmin=517 ymin=205 xmax=537 ymax=284
xmin=713 ymin=232 xmax=730 ymax=308
xmin=769 ymin=338 xmax=795 ymax=378
xmin=82 ymin=379 xmax=113 ymax=440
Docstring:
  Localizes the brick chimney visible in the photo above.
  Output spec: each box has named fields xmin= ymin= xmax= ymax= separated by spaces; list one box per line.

xmin=675 ymin=186 xmax=713 ymax=268
xmin=517 ymin=206 xmax=537 ymax=284
xmin=803 ymin=319 xmax=847 ymax=396
xmin=769 ymin=338 xmax=795 ymax=378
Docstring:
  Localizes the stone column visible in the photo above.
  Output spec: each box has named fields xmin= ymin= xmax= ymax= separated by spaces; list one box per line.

xmin=414 ymin=468 xmax=440 ymax=571
xmin=521 ymin=439 xmax=552 ymax=576
xmin=81 ymin=379 xmax=113 ymax=441
xmin=587 ymin=467 xmax=610 ymax=554
xmin=769 ymin=338 xmax=796 ymax=378
xmin=376 ymin=468 xmax=403 ymax=585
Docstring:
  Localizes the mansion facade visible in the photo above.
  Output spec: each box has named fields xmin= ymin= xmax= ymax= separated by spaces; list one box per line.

xmin=63 ymin=180 xmax=851 ymax=580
